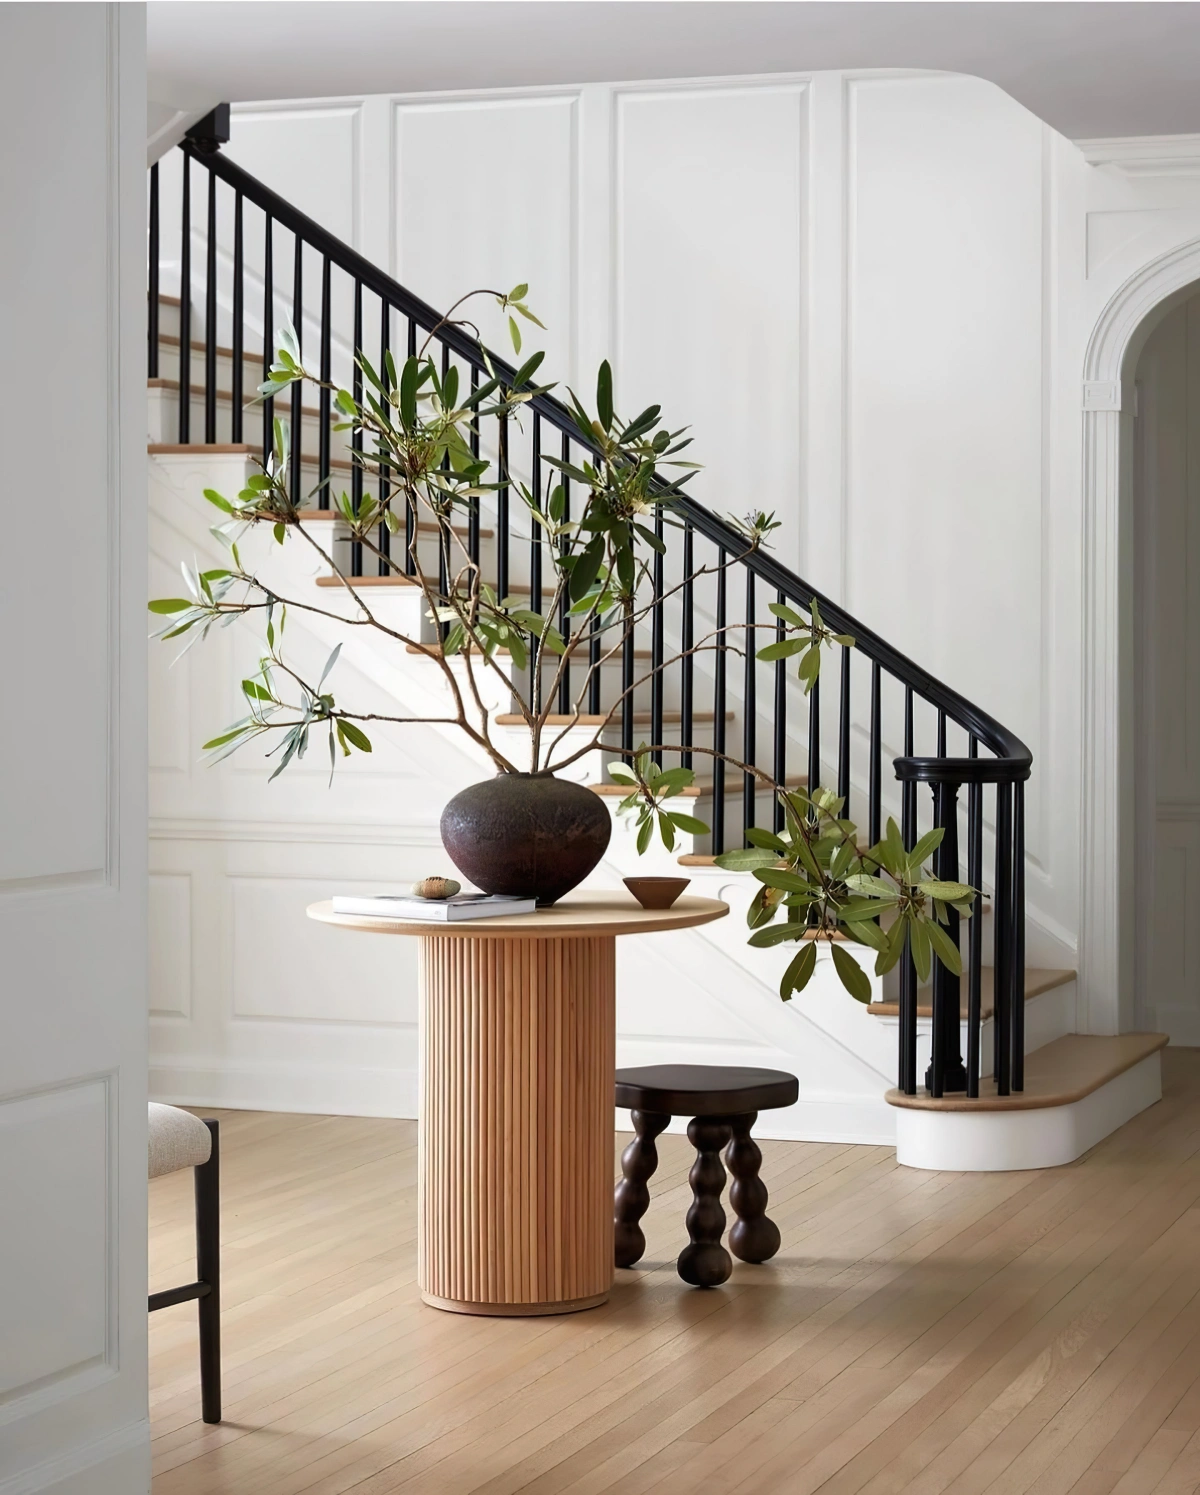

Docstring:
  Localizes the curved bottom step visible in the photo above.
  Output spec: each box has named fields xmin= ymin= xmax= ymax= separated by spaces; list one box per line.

xmin=886 ymin=1033 xmax=1168 ymax=1171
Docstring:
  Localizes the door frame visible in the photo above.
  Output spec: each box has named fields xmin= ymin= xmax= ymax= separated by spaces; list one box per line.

xmin=1080 ymin=239 xmax=1200 ymax=1036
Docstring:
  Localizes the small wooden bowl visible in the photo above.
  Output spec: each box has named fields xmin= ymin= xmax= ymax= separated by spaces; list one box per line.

xmin=623 ymin=876 xmax=690 ymax=910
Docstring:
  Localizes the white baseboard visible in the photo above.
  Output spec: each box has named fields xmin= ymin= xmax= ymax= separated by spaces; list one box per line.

xmin=894 ymin=1052 xmax=1163 ymax=1171
xmin=149 ymin=1059 xmax=418 ymax=1119
xmin=0 ymin=1421 xmax=149 ymax=1495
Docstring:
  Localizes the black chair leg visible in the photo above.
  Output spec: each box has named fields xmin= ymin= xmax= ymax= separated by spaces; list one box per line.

xmin=677 ymin=1118 xmax=733 ymax=1288
xmin=196 ymin=1119 xmax=221 ymax=1424
xmin=614 ymin=1109 xmax=669 ymax=1267
xmin=725 ymin=1112 xmax=781 ymax=1263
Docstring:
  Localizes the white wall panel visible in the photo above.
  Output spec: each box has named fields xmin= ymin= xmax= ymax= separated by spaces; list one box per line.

xmin=0 ymin=1081 xmax=110 ymax=1406
xmin=613 ymin=83 xmax=805 ymax=532
xmin=227 ymin=103 xmax=362 ymax=247
xmin=393 ymin=94 xmax=578 ymax=379
xmin=230 ymin=874 xmax=418 ymax=1025
xmin=845 ymin=75 xmax=1046 ymax=757
xmin=148 ymin=874 xmax=191 ymax=1019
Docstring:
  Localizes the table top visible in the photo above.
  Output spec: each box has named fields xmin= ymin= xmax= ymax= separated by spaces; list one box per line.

xmin=307 ymin=891 xmax=729 ymax=939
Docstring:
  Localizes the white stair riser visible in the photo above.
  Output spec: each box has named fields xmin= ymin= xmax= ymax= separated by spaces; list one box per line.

xmin=893 ymin=1053 xmax=1163 ymax=1170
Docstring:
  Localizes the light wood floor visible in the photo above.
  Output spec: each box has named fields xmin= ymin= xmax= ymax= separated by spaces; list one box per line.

xmin=151 ymin=1048 xmax=1200 ymax=1495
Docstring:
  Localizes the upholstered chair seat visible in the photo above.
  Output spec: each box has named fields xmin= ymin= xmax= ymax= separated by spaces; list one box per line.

xmin=148 ymin=1102 xmax=214 ymax=1179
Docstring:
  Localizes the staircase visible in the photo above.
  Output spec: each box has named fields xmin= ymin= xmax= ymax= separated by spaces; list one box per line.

xmin=145 ymin=112 xmax=1167 ymax=1168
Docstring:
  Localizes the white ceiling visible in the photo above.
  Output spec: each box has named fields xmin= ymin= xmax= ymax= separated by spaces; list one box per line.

xmin=148 ymin=1 xmax=1200 ymax=142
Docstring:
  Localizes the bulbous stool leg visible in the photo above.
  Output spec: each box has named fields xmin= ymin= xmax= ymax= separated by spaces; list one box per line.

xmin=677 ymin=1118 xmax=733 ymax=1288
xmin=614 ymin=1109 xmax=670 ymax=1268
xmin=725 ymin=1111 xmax=781 ymax=1263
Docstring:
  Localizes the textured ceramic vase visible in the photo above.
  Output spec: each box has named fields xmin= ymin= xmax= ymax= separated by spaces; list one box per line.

xmin=440 ymin=773 xmax=612 ymax=905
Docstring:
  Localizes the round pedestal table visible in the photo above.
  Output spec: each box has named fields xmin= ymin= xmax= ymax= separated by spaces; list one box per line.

xmin=307 ymin=892 xmax=727 ymax=1316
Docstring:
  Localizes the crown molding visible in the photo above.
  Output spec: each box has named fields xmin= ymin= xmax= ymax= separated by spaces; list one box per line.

xmin=1075 ymin=133 xmax=1200 ymax=176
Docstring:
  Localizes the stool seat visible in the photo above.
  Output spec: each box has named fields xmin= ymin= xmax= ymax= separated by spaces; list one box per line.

xmin=615 ymin=1065 xmax=799 ymax=1118
xmin=148 ymin=1102 xmax=214 ymax=1179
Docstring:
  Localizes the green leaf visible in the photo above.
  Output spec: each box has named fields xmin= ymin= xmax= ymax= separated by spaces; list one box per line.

xmin=148 ymin=598 xmax=194 ymax=614
xmin=636 ymin=815 xmax=653 ymax=855
xmin=842 ymin=919 xmax=888 ymax=953
xmin=508 ymin=316 xmax=522 ymax=354
xmin=202 ymin=726 xmax=253 ymax=751
xmin=780 ymin=941 xmax=818 ymax=1001
xmin=767 ymin=601 xmax=808 ymax=628
xmin=713 ymin=848 xmax=781 ymax=871
xmin=399 ymin=356 xmax=420 ymax=431
xmin=337 ymin=720 xmax=372 ymax=753
xmin=918 ymin=880 xmax=975 ymax=902
xmin=908 ymin=827 xmax=945 ymax=870
xmin=568 ymin=539 xmax=605 ymax=603
xmin=508 ymin=282 xmax=529 ymax=302
xmin=511 ymin=350 xmax=545 ymax=390
xmin=910 ymin=920 xmax=933 ymax=985
xmin=241 ymin=678 xmax=273 ymax=702
xmin=748 ymin=922 xmax=806 ymax=949
xmin=753 ymin=868 xmax=810 ymax=893
xmin=607 ymin=763 xmax=637 ymax=784
xmin=925 ymin=917 xmax=963 ymax=977
xmin=667 ymin=812 xmax=709 ymax=835
xmin=203 ymin=488 xmax=234 ymax=514
xmin=831 ymin=943 xmax=872 ymax=1003
xmin=596 ymin=360 xmax=613 ymax=432
xmin=756 ymin=638 xmax=806 ymax=662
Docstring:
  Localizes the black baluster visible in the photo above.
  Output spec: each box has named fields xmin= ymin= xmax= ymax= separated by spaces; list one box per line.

xmin=468 ymin=364 xmax=481 ymax=567
xmin=651 ymin=505 xmax=665 ymax=768
xmin=558 ymin=443 xmax=573 ymax=716
xmin=438 ymin=342 xmax=450 ymax=632
xmin=350 ymin=281 xmax=363 ymax=576
xmin=497 ymin=409 xmax=510 ymax=600
xmin=378 ymin=302 xmax=392 ymax=576
xmin=148 ymin=163 xmax=159 ymax=378
xmin=622 ymin=614 xmax=635 ymax=759
xmin=838 ymin=643 xmax=851 ymax=814
xmin=400 ymin=313 xmax=414 ymax=577
xmin=742 ymin=571 xmax=756 ymax=840
xmin=204 ymin=166 xmax=217 ymax=443
xmin=529 ymin=411 xmax=542 ymax=678
xmin=937 ymin=709 xmax=947 ymax=758
xmin=1012 ymin=779 xmax=1026 ymax=1092
xmin=869 ymin=661 xmax=882 ymax=847
xmin=681 ymin=525 xmax=694 ymax=769
xmin=230 ymin=191 xmax=243 ymax=444
xmin=318 ymin=255 xmax=331 ymax=508
xmin=899 ymin=687 xmax=917 ymax=1096
xmin=926 ymin=780 xmax=966 ymax=1097
xmin=993 ymin=782 xmax=1013 ymax=1096
xmin=261 ymin=214 xmax=273 ymax=467
xmin=773 ymin=591 xmax=786 ymax=834
xmin=179 ymin=152 xmax=191 ymax=443
xmin=712 ymin=552 xmax=727 ymax=854
xmin=289 ymin=233 xmax=302 ymax=508
xmin=807 ymin=673 xmax=820 ymax=802
xmin=966 ymin=779 xmax=983 ymax=1097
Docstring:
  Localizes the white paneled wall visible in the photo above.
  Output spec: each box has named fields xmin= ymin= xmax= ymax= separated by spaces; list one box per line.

xmin=148 ymin=72 xmax=1200 ymax=1127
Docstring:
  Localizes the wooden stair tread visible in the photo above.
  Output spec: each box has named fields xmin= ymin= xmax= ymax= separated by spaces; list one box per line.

xmin=885 ymin=1032 xmax=1168 ymax=1112
xmin=149 ymin=442 xmax=255 ymax=456
xmin=316 ymin=575 xmax=531 ymax=595
xmin=867 ymin=966 xmax=1076 ymax=1021
xmin=295 ymin=510 xmax=493 ymax=540
xmin=588 ymin=783 xmax=703 ymax=798
xmin=494 ymin=710 xmax=730 ymax=727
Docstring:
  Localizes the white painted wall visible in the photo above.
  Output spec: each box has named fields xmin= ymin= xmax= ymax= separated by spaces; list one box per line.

xmin=2 ymin=7 xmax=149 ymax=1494
xmin=148 ymin=68 xmax=1200 ymax=1135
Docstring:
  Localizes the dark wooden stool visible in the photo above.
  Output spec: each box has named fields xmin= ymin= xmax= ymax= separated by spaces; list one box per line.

xmin=614 ymin=1065 xmax=799 ymax=1288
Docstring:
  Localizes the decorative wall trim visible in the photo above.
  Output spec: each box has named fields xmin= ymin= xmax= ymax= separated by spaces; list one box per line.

xmin=1076 ymin=134 xmax=1200 ymax=176
xmin=0 ymin=1418 xmax=148 ymax=1495
xmin=149 ymin=816 xmax=443 ymax=846
xmin=1080 ymin=234 xmax=1200 ymax=1032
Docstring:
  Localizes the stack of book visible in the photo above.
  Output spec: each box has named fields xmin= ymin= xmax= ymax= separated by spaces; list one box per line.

xmin=331 ymin=892 xmax=537 ymax=922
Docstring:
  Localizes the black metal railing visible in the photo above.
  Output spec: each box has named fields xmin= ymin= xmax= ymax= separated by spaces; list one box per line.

xmin=147 ymin=114 xmax=1033 ymax=1102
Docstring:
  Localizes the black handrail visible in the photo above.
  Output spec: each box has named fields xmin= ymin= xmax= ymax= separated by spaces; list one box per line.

xmin=154 ymin=133 xmax=1033 ymax=1102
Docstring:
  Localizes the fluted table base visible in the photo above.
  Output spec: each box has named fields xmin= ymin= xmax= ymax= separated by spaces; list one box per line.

xmin=418 ymin=933 xmax=616 ymax=1315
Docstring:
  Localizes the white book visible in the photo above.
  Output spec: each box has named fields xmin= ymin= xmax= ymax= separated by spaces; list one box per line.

xmin=331 ymin=893 xmax=537 ymax=922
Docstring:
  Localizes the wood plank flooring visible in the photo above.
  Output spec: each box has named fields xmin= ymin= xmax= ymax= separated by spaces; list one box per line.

xmin=151 ymin=1048 xmax=1200 ymax=1494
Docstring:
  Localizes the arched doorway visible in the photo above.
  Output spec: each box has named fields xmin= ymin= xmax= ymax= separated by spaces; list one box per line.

xmin=1131 ymin=283 xmax=1200 ymax=1043
xmin=1080 ymin=242 xmax=1200 ymax=1039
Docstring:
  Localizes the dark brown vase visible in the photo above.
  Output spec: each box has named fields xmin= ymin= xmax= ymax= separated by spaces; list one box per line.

xmin=440 ymin=773 xmax=612 ymax=906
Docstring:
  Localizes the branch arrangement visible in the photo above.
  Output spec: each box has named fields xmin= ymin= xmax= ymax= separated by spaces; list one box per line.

xmin=150 ymin=285 xmax=974 ymax=1002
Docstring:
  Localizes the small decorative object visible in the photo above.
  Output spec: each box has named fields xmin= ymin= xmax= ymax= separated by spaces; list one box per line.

xmin=622 ymin=875 xmax=690 ymax=911
xmin=411 ymin=876 xmax=461 ymax=901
